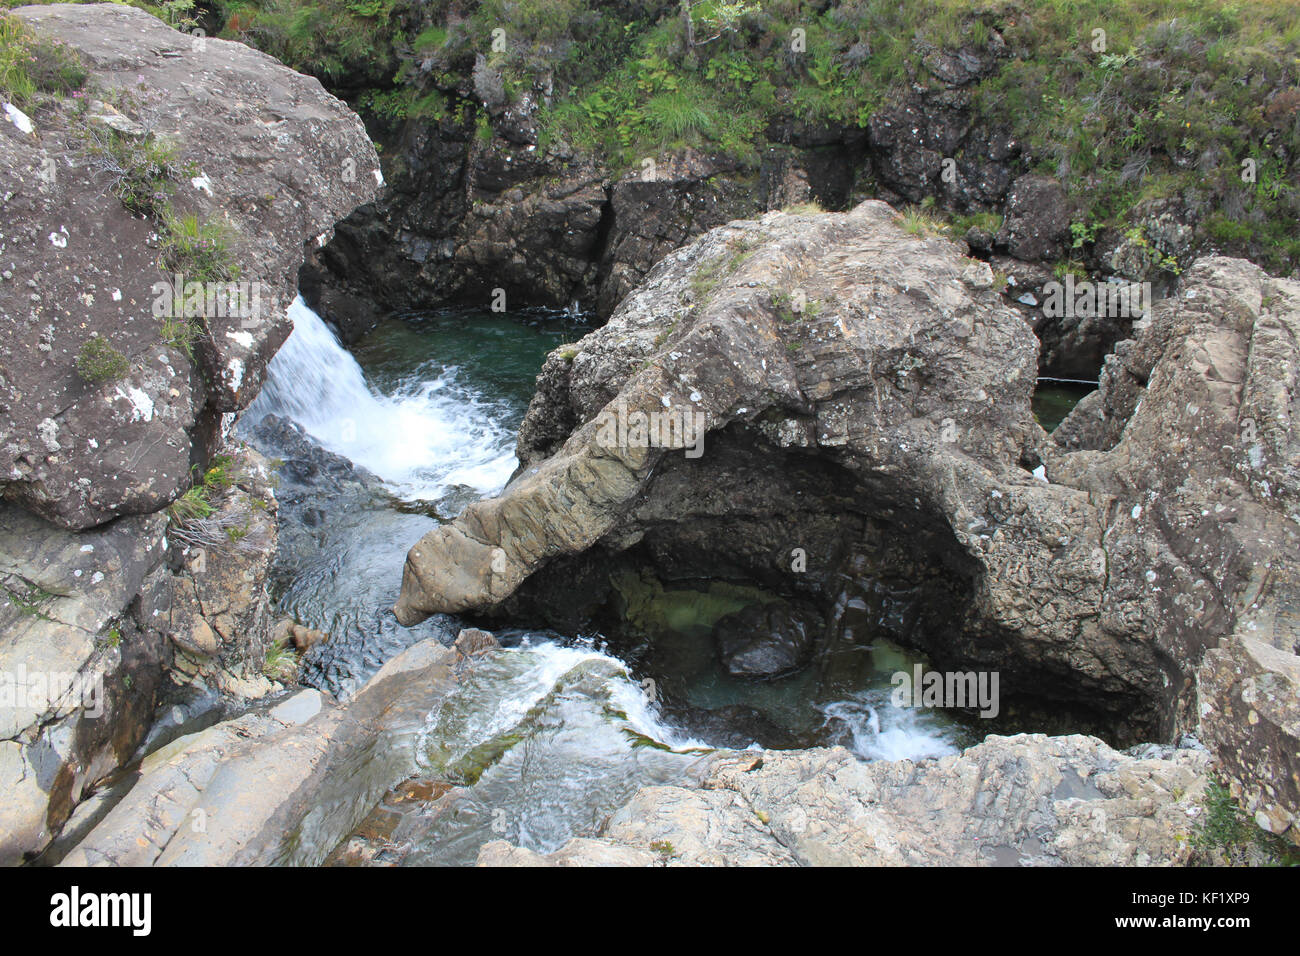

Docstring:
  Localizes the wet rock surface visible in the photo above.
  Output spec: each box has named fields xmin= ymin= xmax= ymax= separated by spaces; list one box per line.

xmin=713 ymin=603 xmax=818 ymax=680
xmin=478 ymin=734 xmax=1212 ymax=866
xmin=63 ymin=630 xmax=498 ymax=866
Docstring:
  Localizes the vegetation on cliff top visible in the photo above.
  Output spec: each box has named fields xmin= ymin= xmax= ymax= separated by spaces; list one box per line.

xmin=188 ymin=0 xmax=1300 ymax=274
xmin=0 ymin=7 xmax=85 ymax=106
xmin=5 ymin=0 xmax=1298 ymax=275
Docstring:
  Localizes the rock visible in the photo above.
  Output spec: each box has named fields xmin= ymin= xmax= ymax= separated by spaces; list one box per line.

xmin=0 ymin=443 xmax=281 ymax=864
xmin=477 ymin=837 xmax=657 ymax=867
xmin=593 ymin=151 xmax=761 ymax=315
xmin=314 ymin=109 xmax=869 ymax=326
xmin=268 ymin=688 xmax=324 ymax=725
xmin=0 ymin=5 xmax=377 ymax=859
xmin=453 ymin=627 xmax=498 ymax=660
xmin=661 ymin=703 xmax=797 ymax=751
xmin=480 ymin=734 xmax=1212 ymax=866
xmin=288 ymin=623 xmax=329 ymax=652
xmin=395 ymin=200 xmax=1300 ymax=833
xmin=160 ymin=445 xmax=280 ymax=694
xmin=1198 ymin=634 xmax=1300 ymax=842
xmin=0 ymin=500 xmax=169 ymax=865
xmin=995 ymin=174 xmax=1072 ymax=262
xmin=713 ymin=603 xmax=817 ymax=679
xmin=1109 ymin=200 xmax=1197 ymax=282
xmin=249 ymin=413 xmax=381 ymax=493
xmin=1048 ymin=256 xmax=1300 ymax=838
xmin=1 ymin=3 xmax=380 ymax=529
xmin=867 ymin=90 xmax=1016 ymax=211
xmin=394 ymin=201 xmax=1145 ymax=733
xmin=60 ymin=636 xmax=489 ymax=866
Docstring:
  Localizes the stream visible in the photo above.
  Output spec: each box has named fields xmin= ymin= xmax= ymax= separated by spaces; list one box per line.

xmin=236 ymin=297 xmax=1081 ymax=865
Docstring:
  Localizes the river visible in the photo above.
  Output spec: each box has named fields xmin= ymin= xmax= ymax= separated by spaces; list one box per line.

xmin=236 ymin=297 xmax=1044 ymax=864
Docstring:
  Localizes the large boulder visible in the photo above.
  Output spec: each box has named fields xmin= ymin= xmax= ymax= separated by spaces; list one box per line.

xmin=0 ymin=3 xmax=380 ymax=529
xmin=0 ymin=4 xmax=380 ymax=863
xmin=394 ymin=201 xmax=1300 ymax=838
xmin=393 ymin=200 xmax=1137 ymax=725
xmin=994 ymin=174 xmax=1072 ymax=262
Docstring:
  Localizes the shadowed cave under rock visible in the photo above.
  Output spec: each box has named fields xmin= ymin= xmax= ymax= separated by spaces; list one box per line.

xmin=477 ymin=424 xmax=1164 ymax=748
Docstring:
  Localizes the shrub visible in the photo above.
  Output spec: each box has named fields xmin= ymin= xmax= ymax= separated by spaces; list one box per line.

xmin=0 ymin=13 xmax=87 ymax=109
xmin=166 ymin=485 xmax=215 ymax=524
xmin=75 ymin=337 xmax=129 ymax=383
xmin=81 ymin=125 xmax=178 ymax=218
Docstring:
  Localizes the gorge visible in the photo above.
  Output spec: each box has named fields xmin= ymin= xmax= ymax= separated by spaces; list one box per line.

xmin=1 ymin=1 xmax=1298 ymax=871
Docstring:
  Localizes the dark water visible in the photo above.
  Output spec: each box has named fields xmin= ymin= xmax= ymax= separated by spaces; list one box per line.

xmin=1033 ymin=380 xmax=1095 ymax=432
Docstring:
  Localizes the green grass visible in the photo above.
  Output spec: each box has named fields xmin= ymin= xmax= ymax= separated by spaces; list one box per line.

xmin=165 ymin=485 xmax=215 ymax=524
xmin=0 ymin=10 xmax=87 ymax=108
xmin=262 ymin=638 xmax=297 ymax=680
xmin=899 ymin=206 xmax=947 ymax=238
xmin=166 ymin=453 xmax=245 ymax=525
xmin=160 ymin=312 xmax=202 ymax=359
xmin=2 ymin=580 xmax=58 ymax=620
xmin=198 ymin=0 xmax=1299 ymax=275
xmin=159 ymin=212 xmax=237 ymax=283
xmin=1191 ymin=777 xmax=1300 ymax=866
xmin=9 ymin=0 xmax=1298 ymax=275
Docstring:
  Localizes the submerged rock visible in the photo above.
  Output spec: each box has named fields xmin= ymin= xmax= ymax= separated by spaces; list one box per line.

xmin=713 ymin=603 xmax=818 ymax=680
xmin=661 ymin=703 xmax=797 ymax=751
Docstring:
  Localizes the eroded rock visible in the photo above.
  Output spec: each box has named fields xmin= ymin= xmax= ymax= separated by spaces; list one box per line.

xmin=395 ymin=202 xmax=1300 ymax=838
xmin=478 ymin=734 xmax=1212 ymax=866
xmin=63 ymin=633 xmax=498 ymax=866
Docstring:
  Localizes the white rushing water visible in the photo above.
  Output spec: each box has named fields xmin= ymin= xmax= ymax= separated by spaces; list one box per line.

xmin=399 ymin=637 xmax=714 ymax=863
xmin=820 ymin=696 xmax=961 ymax=762
xmin=243 ymin=297 xmax=517 ymax=501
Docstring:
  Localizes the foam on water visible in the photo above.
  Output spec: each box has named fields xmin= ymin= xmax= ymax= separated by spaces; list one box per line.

xmin=243 ymin=297 xmax=516 ymax=501
xmin=820 ymin=695 xmax=961 ymax=762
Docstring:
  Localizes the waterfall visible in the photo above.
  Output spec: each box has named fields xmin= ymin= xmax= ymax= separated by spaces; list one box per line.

xmin=242 ymin=297 xmax=518 ymax=502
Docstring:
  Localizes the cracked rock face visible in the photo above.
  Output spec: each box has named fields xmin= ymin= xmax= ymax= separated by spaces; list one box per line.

xmin=0 ymin=4 xmax=381 ymax=864
xmin=476 ymin=734 xmax=1212 ymax=867
xmin=0 ymin=443 xmax=279 ymax=864
xmin=396 ymin=202 xmax=1300 ymax=838
xmin=1 ymin=3 xmax=380 ymax=529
